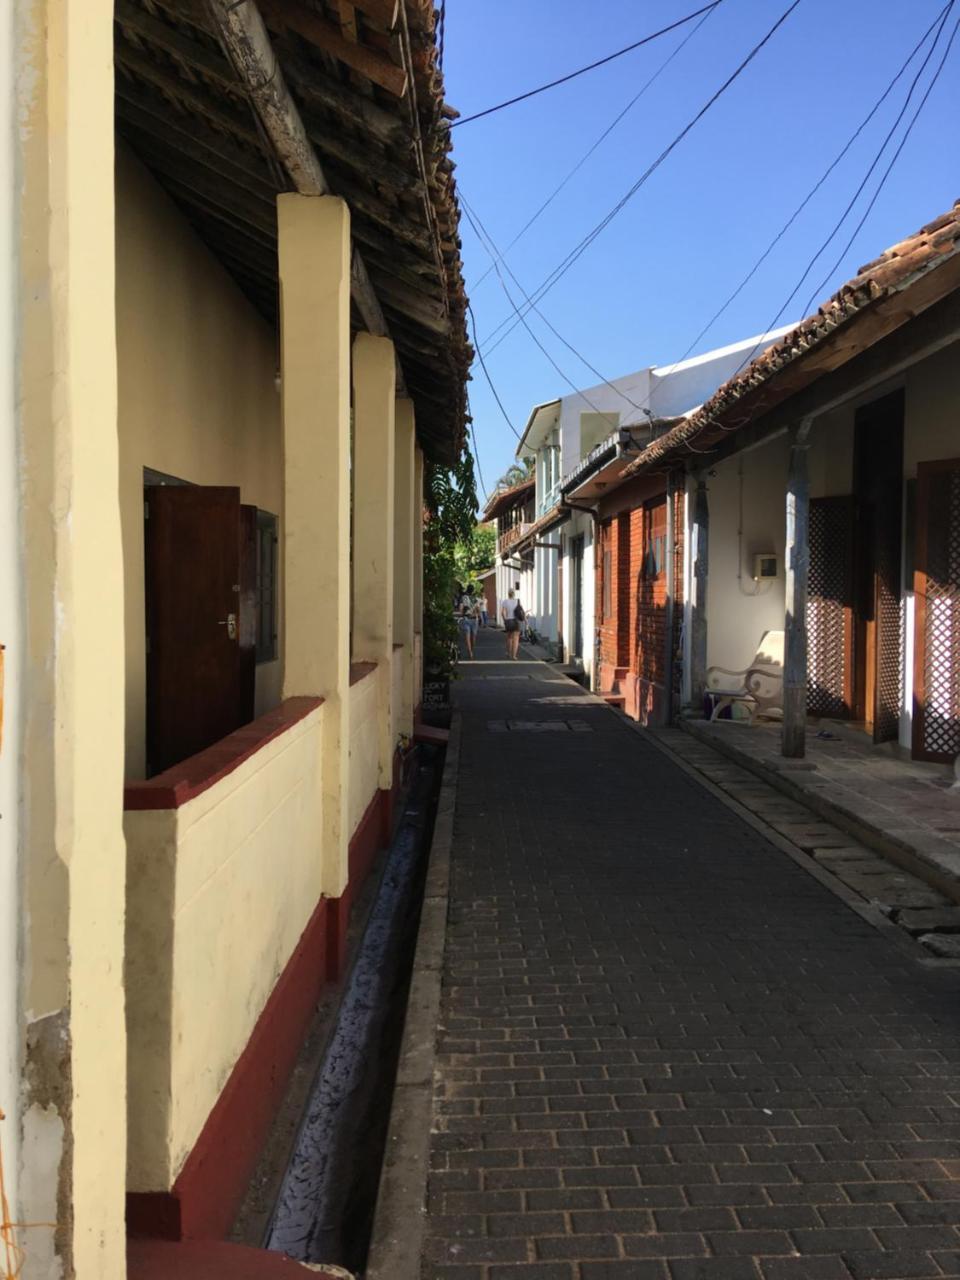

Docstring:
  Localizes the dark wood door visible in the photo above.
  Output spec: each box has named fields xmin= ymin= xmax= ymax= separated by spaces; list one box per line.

xmin=239 ymin=504 xmax=259 ymax=725
xmin=913 ymin=457 xmax=960 ymax=762
xmin=145 ymin=485 xmax=247 ymax=775
xmin=807 ymin=496 xmax=855 ymax=718
xmin=853 ymin=394 xmax=904 ymax=742
xmin=570 ymin=535 xmax=585 ymax=660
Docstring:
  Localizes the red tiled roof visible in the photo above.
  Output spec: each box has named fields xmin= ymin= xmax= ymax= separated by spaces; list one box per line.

xmin=621 ymin=200 xmax=960 ymax=478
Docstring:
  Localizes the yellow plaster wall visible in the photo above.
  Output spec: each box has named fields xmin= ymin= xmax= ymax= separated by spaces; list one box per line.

xmin=413 ymin=632 xmax=423 ymax=712
xmin=125 ymin=705 xmax=324 ymax=1189
xmin=115 ymin=147 xmax=283 ymax=780
xmin=16 ymin=1 xmax=128 ymax=1273
xmin=391 ymin=646 xmax=405 ymax=747
xmin=349 ymin=669 xmax=380 ymax=836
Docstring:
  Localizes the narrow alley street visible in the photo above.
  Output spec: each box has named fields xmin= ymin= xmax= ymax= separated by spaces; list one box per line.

xmin=423 ymin=627 xmax=960 ymax=1280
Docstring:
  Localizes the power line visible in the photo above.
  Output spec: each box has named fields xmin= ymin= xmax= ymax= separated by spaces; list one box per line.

xmin=481 ymin=0 xmax=804 ymax=357
xmin=449 ymin=1 xmax=723 ymax=130
xmin=728 ymin=0 xmax=955 ymax=381
xmin=462 ymin=198 xmax=623 ymax=416
xmin=467 ymin=301 xmax=523 ymax=442
xmin=462 ymin=191 xmax=650 ymax=419
xmin=638 ymin=0 xmax=952 ymax=408
xmin=469 ymin=1 xmax=724 ymax=293
xmin=467 ymin=401 xmax=488 ymax=504
xmin=798 ymin=10 xmax=959 ymax=317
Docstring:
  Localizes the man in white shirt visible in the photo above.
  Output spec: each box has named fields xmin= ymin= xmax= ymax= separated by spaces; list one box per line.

xmin=500 ymin=590 xmax=522 ymax=660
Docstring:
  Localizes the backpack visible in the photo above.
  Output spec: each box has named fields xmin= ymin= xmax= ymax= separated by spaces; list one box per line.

xmin=515 ymin=601 xmax=526 ymax=622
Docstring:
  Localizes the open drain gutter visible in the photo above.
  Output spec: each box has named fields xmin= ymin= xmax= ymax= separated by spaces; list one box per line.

xmin=265 ymin=768 xmax=437 ymax=1267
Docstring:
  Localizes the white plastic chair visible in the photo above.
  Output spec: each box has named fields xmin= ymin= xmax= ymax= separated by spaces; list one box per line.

xmin=706 ymin=629 xmax=785 ymax=722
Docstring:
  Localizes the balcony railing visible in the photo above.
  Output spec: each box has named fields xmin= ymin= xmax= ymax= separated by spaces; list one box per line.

xmin=538 ymin=480 xmax=561 ymax=516
xmin=499 ymin=522 xmax=533 ymax=553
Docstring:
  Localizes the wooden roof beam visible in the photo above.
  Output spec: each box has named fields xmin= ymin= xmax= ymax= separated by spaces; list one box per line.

xmin=202 ymin=0 xmax=396 ymax=360
xmin=258 ymin=0 xmax=407 ymax=95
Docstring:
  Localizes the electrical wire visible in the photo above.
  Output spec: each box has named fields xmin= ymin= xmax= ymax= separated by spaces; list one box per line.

xmin=481 ymin=0 xmax=804 ymax=356
xmin=728 ymin=0 xmax=955 ymax=380
xmin=466 ymin=395 xmax=489 ymax=504
xmin=469 ymin=0 xmax=724 ymax=293
xmin=462 ymin=197 xmax=630 ymax=423
xmin=637 ymin=0 xmax=952 ymax=404
xmin=797 ymin=9 xmax=959 ymax=318
xmin=449 ymin=1 xmax=723 ymax=129
xmin=462 ymin=192 xmax=652 ymax=420
xmin=467 ymin=301 xmax=523 ymax=441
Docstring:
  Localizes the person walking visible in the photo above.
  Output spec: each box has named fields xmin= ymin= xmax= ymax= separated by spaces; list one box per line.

xmin=457 ymin=587 xmax=479 ymax=659
xmin=500 ymin=589 xmax=523 ymax=660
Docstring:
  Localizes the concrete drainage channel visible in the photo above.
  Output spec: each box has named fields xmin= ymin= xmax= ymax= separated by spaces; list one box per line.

xmin=262 ymin=742 xmax=445 ymax=1276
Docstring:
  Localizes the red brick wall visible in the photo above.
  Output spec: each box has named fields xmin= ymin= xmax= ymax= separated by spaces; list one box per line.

xmin=598 ymin=515 xmax=633 ymax=681
xmin=627 ymin=508 xmax=642 ymax=672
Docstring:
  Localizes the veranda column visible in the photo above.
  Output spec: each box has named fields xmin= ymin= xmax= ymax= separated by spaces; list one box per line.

xmin=352 ymin=333 xmax=396 ymax=787
xmin=394 ymin=399 xmax=416 ymax=735
xmin=783 ymin=420 xmax=813 ymax=758
xmin=16 ymin=0 xmax=127 ymax=1272
xmin=413 ymin=444 xmax=425 ymax=713
xmin=278 ymin=193 xmax=351 ymax=896
xmin=690 ymin=475 xmax=710 ymax=710
xmin=663 ymin=470 xmax=678 ymax=722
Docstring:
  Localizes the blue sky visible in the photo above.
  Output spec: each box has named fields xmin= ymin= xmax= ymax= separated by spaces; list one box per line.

xmin=441 ymin=0 xmax=959 ymax=501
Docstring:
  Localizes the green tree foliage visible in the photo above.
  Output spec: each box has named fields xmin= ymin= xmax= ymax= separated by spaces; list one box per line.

xmin=494 ymin=456 xmax=534 ymax=491
xmin=453 ymin=522 xmax=496 ymax=587
xmin=423 ymin=447 xmax=478 ymax=680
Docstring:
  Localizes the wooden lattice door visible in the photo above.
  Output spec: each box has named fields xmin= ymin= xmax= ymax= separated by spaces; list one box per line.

xmin=913 ymin=458 xmax=960 ymax=763
xmin=807 ymin=497 xmax=854 ymax=717
xmin=853 ymin=395 xmax=904 ymax=743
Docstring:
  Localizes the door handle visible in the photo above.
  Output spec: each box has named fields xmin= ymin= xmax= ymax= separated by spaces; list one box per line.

xmin=218 ymin=613 xmax=238 ymax=640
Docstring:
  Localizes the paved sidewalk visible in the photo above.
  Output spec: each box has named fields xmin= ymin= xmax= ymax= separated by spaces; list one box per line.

xmin=422 ymin=628 xmax=960 ymax=1280
xmin=680 ymin=720 xmax=960 ymax=889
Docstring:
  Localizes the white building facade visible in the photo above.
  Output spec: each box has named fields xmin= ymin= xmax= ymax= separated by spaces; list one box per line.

xmin=515 ymin=328 xmax=795 ymax=683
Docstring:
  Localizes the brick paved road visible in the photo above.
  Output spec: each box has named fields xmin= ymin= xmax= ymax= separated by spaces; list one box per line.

xmin=422 ymin=629 xmax=960 ymax=1280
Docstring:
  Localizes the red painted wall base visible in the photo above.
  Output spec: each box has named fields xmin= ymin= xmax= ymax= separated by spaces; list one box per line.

xmin=127 ymin=785 xmax=395 ymax=1242
xmin=128 ymin=1239 xmax=341 ymax=1279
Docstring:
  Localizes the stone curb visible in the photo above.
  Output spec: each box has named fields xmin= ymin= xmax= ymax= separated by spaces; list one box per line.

xmin=679 ymin=717 xmax=960 ymax=905
xmin=365 ymin=712 xmax=461 ymax=1280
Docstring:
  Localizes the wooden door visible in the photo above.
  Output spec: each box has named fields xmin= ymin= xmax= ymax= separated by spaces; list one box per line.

xmin=570 ymin=535 xmax=584 ymax=659
xmin=807 ymin=496 xmax=855 ymax=717
xmin=239 ymin=505 xmax=259 ymax=725
xmin=853 ymin=395 xmax=904 ymax=742
xmin=637 ymin=498 xmax=667 ymax=685
xmin=913 ymin=458 xmax=960 ymax=762
xmin=145 ymin=485 xmax=250 ymax=775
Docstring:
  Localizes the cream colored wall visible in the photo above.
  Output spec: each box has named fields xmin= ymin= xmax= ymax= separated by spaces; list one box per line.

xmin=116 ymin=147 xmax=283 ymax=780
xmin=349 ymin=669 xmax=380 ymax=835
xmin=904 ymin=341 xmax=960 ymax=473
xmin=413 ymin=632 xmax=423 ymax=712
xmin=1 ymin=0 xmax=21 ymax=1229
xmin=16 ymin=1 xmax=128 ymax=1274
xmin=391 ymin=646 xmax=405 ymax=743
xmin=125 ymin=704 xmax=324 ymax=1189
xmin=704 ymin=435 xmax=790 ymax=672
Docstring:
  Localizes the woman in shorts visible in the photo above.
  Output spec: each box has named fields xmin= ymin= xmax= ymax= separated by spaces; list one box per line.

xmin=458 ymin=589 xmax=479 ymax=659
xmin=500 ymin=589 xmax=522 ymax=661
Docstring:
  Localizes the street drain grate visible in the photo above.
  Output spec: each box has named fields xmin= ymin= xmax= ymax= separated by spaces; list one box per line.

xmin=487 ymin=719 xmax=594 ymax=733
